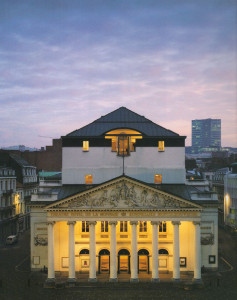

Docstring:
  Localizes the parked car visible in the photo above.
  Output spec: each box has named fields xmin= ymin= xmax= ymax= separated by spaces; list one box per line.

xmin=6 ymin=235 xmax=18 ymax=245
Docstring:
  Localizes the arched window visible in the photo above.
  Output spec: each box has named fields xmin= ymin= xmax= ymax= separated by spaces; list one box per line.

xmin=80 ymin=249 xmax=89 ymax=255
xmin=99 ymin=249 xmax=110 ymax=255
xmin=138 ymin=249 xmax=149 ymax=255
xmin=159 ymin=249 xmax=169 ymax=255
xmin=118 ymin=249 xmax=130 ymax=255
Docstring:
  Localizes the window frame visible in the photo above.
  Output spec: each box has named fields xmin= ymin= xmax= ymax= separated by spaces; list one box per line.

xmin=120 ymin=221 xmax=128 ymax=232
xmin=82 ymin=221 xmax=89 ymax=232
xmin=154 ymin=174 xmax=162 ymax=184
xmin=85 ymin=175 xmax=93 ymax=184
xmin=158 ymin=141 xmax=165 ymax=152
xmin=83 ymin=141 xmax=89 ymax=152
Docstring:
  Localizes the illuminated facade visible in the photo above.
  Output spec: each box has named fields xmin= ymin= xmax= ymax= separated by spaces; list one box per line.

xmin=30 ymin=107 xmax=218 ymax=285
xmin=224 ymin=163 xmax=237 ymax=228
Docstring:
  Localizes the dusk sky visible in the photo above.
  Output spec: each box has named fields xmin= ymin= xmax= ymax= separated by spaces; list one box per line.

xmin=1 ymin=0 xmax=236 ymax=148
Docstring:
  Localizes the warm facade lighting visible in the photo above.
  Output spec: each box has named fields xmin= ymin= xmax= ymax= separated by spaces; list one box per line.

xmin=85 ymin=175 xmax=93 ymax=184
xmin=155 ymin=174 xmax=162 ymax=184
xmin=158 ymin=141 xmax=165 ymax=152
xmin=83 ymin=141 xmax=89 ymax=151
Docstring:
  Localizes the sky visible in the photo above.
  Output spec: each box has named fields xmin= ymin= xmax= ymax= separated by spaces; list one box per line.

xmin=0 ymin=0 xmax=236 ymax=148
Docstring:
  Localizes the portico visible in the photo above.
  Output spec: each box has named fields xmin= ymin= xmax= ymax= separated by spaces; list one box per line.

xmin=44 ymin=176 xmax=203 ymax=285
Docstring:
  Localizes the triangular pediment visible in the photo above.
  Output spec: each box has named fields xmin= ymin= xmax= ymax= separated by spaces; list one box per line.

xmin=45 ymin=177 xmax=202 ymax=211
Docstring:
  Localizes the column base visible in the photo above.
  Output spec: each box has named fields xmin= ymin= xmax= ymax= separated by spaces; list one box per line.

xmin=67 ymin=278 xmax=76 ymax=286
xmin=44 ymin=278 xmax=55 ymax=288
xmin=130 ymin=278 xmax=139 ymax=283
xmin=88 ymin=278 xmax=97 ymax=282
xmin=109 ymin=278 xmax=118 ymax=282
xmin=192 ymin=278 xmax=203 ymax=285
xmin=172 ymin=278 xmax=180 ymax=282
xmin=151 ymin=278 xmax=160 ymax=283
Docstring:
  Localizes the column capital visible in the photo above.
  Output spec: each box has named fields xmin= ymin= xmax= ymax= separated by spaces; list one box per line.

xmin=151 ymin=221 xmax=159 ymax=226
xmin=109 ymin=221 xmax=118 ymax=226
xmin=47 ymin=221 xmax=55 ymax=226
xmin=67 ymin=221 xmax=76 ymax=226
xmin=88 ymin=221 xmax=97 ymax=226
xmin=193 ymin=221 xmax=201 ymax=226
xmin=172 ymin=221 xmax=181 ymax=226
xmin=130 ymin=221 xmax=138 ymax=226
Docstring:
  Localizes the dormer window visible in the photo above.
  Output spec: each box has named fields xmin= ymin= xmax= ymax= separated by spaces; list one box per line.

xmin=83 ymin=141 xmax=89 ymax=151
xmin=105 ymin=129 xmax=142 ymax=156
xmin=85 ymin=175 xmax=93 ymax=184
xmin=158 ymin=141 xmax=165 ymax=152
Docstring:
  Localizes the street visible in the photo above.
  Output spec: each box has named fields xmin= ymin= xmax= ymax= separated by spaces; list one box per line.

xmin=0 ymin=227 xmax=236 ymax=300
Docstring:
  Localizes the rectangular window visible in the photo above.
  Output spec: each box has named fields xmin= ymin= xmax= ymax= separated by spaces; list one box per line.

xmin=83 ymin=141 xmax=89 ymax=151
xmin=85 ymin=175 xmax=93 ymax=184
xmin=82 ymin=221 xmax=89 ymax=232
xmin=158 ymin=141 xmax=165 ymax=152
xmin=155 ymin=174 xmax=162 ymax=184
xmin=120 ymin=221 xmax=128 ymax=232
xmin=139 ymin=221 xmax=147 ymax=232
xmin=101 ymin=221 xmax=109 ymax=232
xmin=159 ymin=221 xmax=167 ymax=232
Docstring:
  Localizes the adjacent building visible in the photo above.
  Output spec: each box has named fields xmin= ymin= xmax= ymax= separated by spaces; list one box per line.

xmin=0 ymin=167 xmax=17 ymax=240
xmin=192 ymin=119 xmax=221 ymax=153
xmin=30 ymin=107 xmax=218 ymax=285
xmin=0 ymin=153 xmax=38 ymax=239
xmin=224 ymin=163 xmax=237 ymax=229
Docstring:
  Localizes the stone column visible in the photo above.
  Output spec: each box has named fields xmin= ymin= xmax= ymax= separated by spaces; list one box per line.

xmin=151 ymin=221 xmax=159 ymax=282
xmin=130 ymin=221 xmax=138 ymax=282
xmin=89 ymin=221 xmax=97 ymax=282
xmin=47 ymin=221 xmax=55 ymax=283
xmin=172 ymin=221 xmax=181 ymax=281
xmin=109 ymin=221 xmax=118 ymax=282
xmin=193 ymin=221 xmax=202 ymax=283
xmin=67 ymin=221 xmax=76 ymax=283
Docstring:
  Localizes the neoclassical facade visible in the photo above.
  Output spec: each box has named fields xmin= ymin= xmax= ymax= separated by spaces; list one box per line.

xmin=30 ymin=107 xmax=218 ymax=284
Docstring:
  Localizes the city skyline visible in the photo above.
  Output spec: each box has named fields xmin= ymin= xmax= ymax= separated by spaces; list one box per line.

xmin=1 ymin=0 xmax=236 ymax=148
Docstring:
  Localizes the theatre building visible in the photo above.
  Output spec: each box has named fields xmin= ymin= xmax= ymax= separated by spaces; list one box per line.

xmin=30 ymin=107 xmax=218 ymax=285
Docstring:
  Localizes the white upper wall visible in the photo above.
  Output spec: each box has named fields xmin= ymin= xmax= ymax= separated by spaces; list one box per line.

xmin=62 ymin=146 xmax=185 ymax=184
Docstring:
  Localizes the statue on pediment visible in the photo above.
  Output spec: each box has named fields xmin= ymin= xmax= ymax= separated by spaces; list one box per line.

xmin=109 ymin=188 xmax=119 ymax=207
xmin=141 ymin=190 xmax=148 ymax=206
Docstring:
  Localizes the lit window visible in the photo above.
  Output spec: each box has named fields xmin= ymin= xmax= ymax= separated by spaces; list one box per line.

xmin=85 ymin=175 xmax=93 ymax=184
xmin=159 ymin=221 xmax=167 ymax=233
xmin=101 ymin=221 xmax=108 ymax=232
xmin=139 ymin=221 xmax=147 ymax=232
xmin=155 ymin=174 xmax=162 ymax=184
xmin=111 ymin=138 xmax=117 ymax=152
xmin=83 ymin=141 xmax=89 ymax=151
xmin=158 ymin=141 xmax=165 ymax=152
xmin=82 ymin=221 xmax=89 ymax=232
xmin=118 ymin=135 xmax=130 ymax=156
xmin=120 ymin=221 xmax=128 ymax=232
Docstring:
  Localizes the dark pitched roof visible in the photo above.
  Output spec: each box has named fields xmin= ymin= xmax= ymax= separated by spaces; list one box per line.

xmin=10 ymin=154 xmax=32 ymax=167
xmin=67 ymin=107 xmax=179 ymax=137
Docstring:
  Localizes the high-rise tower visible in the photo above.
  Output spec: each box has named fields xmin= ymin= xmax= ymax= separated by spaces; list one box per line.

xmin=192 ymin=119 xmax=221 ymax=153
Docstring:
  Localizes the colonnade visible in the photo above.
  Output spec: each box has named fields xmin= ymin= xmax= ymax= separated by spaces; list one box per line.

xmin=46 ymin=220 xmax=202 ymax=284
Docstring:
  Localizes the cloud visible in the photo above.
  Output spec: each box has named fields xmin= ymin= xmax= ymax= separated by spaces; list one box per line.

xmin=0 ymin=0 xmax=236 ymax=148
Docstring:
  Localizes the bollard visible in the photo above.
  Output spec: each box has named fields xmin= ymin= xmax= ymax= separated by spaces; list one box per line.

xmin=27 ymin=278 xmax=31 ymax=287
xmin=0 ymin=279 xmax=2 ymax=288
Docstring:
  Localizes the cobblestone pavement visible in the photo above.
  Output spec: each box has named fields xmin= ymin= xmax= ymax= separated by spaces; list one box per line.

xmin=0 ymin=227 xmax=236 ymax=300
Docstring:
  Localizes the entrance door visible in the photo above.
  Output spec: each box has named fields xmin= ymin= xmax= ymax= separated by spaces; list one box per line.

xmin=118 ymin=249 xmax=130 ymax=273
xmin=99 ymin=249 xmax=110 ymax=273
xmin=138 ymin=249 xmax=149 ymax=273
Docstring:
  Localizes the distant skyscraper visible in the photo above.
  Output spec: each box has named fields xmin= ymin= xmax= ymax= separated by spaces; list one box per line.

xmin=192 ymin=119 xmax=221 ymax=153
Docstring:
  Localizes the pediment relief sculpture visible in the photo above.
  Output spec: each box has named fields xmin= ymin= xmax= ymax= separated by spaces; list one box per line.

xmin=65 ymin=180 xmax=194 ymax=210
